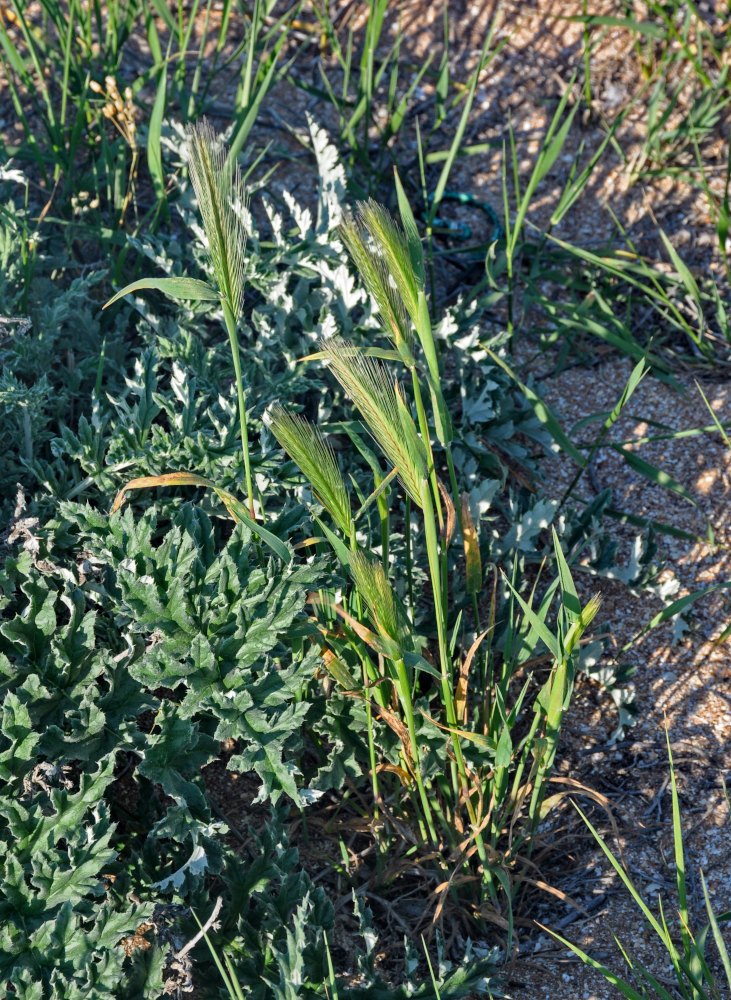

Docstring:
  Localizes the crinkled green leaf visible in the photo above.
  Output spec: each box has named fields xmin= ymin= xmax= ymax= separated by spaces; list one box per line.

xmin=137 ymin=703 xmax=215 ymax=817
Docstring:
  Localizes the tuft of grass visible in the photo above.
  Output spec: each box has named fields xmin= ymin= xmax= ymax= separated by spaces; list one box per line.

xmin=544 ymin=725 xmax=731 ymax=1000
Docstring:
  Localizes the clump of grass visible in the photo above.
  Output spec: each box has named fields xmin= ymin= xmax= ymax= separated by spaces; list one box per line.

xmin=273 ymin=197 xmax=602 ymax=935
xmin=545 ymin=726 xmax=731 ymax=1000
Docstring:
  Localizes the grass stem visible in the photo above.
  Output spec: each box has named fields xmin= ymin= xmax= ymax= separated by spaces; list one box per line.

xmin=222 ymin=299 xmax=256 ymax=519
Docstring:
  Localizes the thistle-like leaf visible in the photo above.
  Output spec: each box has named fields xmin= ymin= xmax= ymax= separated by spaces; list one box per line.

xmin=186 ymin=119 xmax=247 ymax=320
xmin=320 ymin=338 xmax=427 ymax=506
xmin=349 ymin=550 xmax=412 ymax=655
xmin=269 ymin=405 xmax=353 ymax=537
xmin=339 ymin=213 xmax=414 ymax=357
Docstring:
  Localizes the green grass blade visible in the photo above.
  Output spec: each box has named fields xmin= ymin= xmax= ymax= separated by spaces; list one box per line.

xmin=324 ymin=933 xmax=340 ymax=1000
xmin=509 ymin=82 xmax=580 ymax=255
xmin=604 ymin=506 xmax=705 ymax=542
xmin=191 ymin=906 xmax=245 ymax=1000
xmin=429 ymin=20 xmax=501 ymax=223
xmin=615 ymin=933 xmax=679 ymax=1000
xmin=502 ymin=573 xmax=562 ymax=662
xmin=353 ymin=467 xmax=398 ymax=523
xmin=695 ymin=381 xmax=731 ymax=449
xmin=573 ymin=802 xmax=678 ymax=954
xmin=229 ymin=33 xmax=290 ymax=165
xmin=622 ymin=582 xmax=731 ymax=650
xmin=658 ymin=229 xmax=704 ymax=340
xmin=435 ymin=2 xmax=449 ymax=123
xmin=666 ymin=727 xmax=690 ymax=959
xmin=215 ymin=490 xmax=290 ymax=562
xmin=551 ymin=527 xmax=581 ymax=620
xmin=540 ymin=925 xmax=646 ymax=1000
xmin=562 ymin=13 xmax=666 ymax=38
xmin=143 ymin=1 xmax=163 ymax=64
xmin=146 ymin=0 xmax=177 ymax=34
xmin=484 ymin=348 xmax=586 ymax=467
xmin=393 ymin=167 xmax=425 ymax=287
xmin=222 ymin=952 xmax=246 ymax=1000
xmin=147 ymin=51 xmax=168 ymax=203
xmin=104 ymin=276 xmax=219 ymax=308
xmin=701 ymin=872 xmax=731 ymax=991
xmin=59 ymin=0 xmax=75 ymax=131
xmin=632 ymin=959 xmax=683 ymax=1000
xmin=315 ymin=517 xmax=352 ymax=568
xmin=383 ymin=48 xmax=434 ymax=144
xmin=610 ymin=444 xmax=696 ymax=504
xmin=561 ymin=358 xmax=648 ymax=506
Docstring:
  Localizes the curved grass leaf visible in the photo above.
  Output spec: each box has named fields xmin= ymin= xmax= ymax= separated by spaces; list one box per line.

xmin=104 ymin=277 xmax=219 ymax=309
xmin=609 ymin=444 xmax=696 ymax=504
xmin=109 ymin=472 xmax=290 ymax=562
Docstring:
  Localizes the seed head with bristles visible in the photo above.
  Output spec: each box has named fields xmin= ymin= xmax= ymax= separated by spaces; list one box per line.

xmin=339 ymin=213 xmax=414 ymax=357
xmin=356 ymin=200 xmax=422 ymax=326
xmin=269 ymin=404 xmax=353 ymax=537
xmin=185 ymin=119 xmax=247 ymax=321
xmin=349 ymin=550 xmax=412 ymax=655
xmin=320 ymin=338 xmax=427 ymax=507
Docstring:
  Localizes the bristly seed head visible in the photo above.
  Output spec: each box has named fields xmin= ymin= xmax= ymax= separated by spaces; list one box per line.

xmin=356 ymin=200 xmax=422 ymax=325
xmin=185 ymin=119 xmax=248 ymax=321
xmin=320 ymin=338 xmax=427 ymax=507
xmin=339 ymin=213 xmax=414 ymax=357
xmin=349 ymin=549 xmax=412 ymax=655
xmin=269 ymin=404 xmax=353 ymax=538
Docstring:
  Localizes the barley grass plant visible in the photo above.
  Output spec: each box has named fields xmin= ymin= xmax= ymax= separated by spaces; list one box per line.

xmin=105 ymin=120 xmax=256 ymax=516
xmin=273 ymin=200 xmax=603 ymax=928
xmin=186 ymin=120 xmax=255 ymax=516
